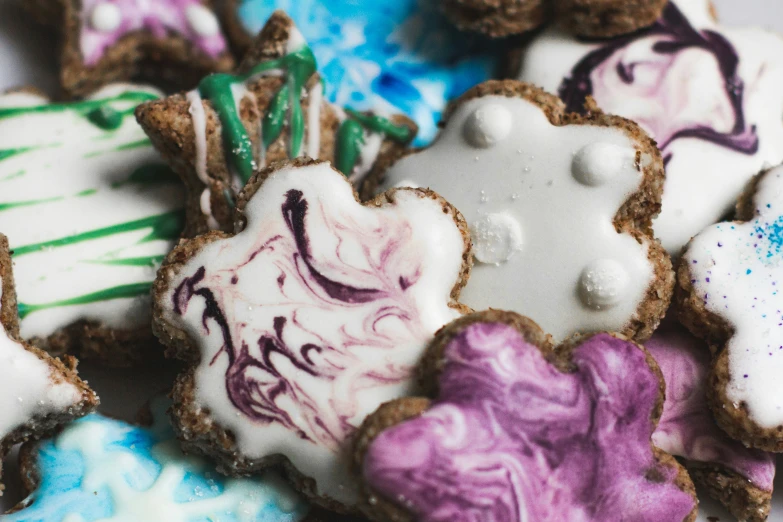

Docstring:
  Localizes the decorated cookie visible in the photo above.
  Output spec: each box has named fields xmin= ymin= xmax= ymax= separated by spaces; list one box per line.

xmin=136 ymin=11 xmax=417 ymax=237
xmin=678 ymin=164 xmax=783 ymax=451
xmin=221 ymin=0 xmax=496 ymax=144
xmin=649 ymin=321 xmax=775 ymax=522
xmin=0 ymin=234 xmax=97 ymax=493
xmin=151 ymin=159 xmax=472 ymax=511
xmin=443 ymin=0 xmax=667 ymax=38
xmin=0 ymin=84 xmax=185 ymax=366
xmin=24 ymin=0 xmax=234 ymax=97
xmin=4 ymin=397 xmax=315 ymax=521
xmin=517 ymin=0 xmax=783 ymax=255
xmin=372 ymin=80 xmax=672 ymax=344
xmin=353 ymin=310 xmax=698 ymax=522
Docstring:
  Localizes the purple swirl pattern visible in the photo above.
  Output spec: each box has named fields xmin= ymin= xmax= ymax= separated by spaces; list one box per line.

xmin=363 ymin=323 xmax=696 ymax=522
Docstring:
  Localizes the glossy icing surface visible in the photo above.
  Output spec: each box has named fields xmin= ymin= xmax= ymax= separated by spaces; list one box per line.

xmin=518 ymin=0 xmax=783 ymax=254
xmin=80 ymin=0 xmax=227 ymax=66
xmin=363 ymin=324 xmax=696 ymax=522
xmin=160 ymin=162 xmax=467 ymax=504
xmin=4 ymin=400 xmax=308 ymax=522
xmin=380 ymin=94 xmax=654 ymax=343
xmin=234 ymin=0 xmax=496 ymax=144
xmin=649 ymin=322 xmax=775 ymax=491
xmin=0 ymin=85 xmax=184 ymax=340
xmin=684 ymin=165 xmax=783 ymax=429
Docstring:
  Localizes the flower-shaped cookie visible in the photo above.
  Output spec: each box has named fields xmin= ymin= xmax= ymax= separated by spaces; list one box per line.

xmin=152 ymin=159 xmax=472 ymax=511
xmin=354 ymin=310 xmax=698 ymax=522
xmin=25 ymin=0 xmax=234 ymax=97
xmin=136 ymin=11 xmax=417 ymax=237
xmin=0 ymin=234 xmax=97 ymax=492
xmin=649 ymin=322 xmax=775 ymax=522
xmin=518 ymin=0 xmax=783 ymax=254
xmin=374 ymin=80 xmax=672 ymax=343
xmin=0 ymin=85 xmax=185 ymax=366
xmin=678 ymin=165 xmax=783 ymax=451
xmin=221 ymin=0 xmax=496 ymax=144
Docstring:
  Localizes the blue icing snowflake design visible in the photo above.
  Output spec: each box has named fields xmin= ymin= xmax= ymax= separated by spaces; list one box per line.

xmin=235 ymin=0 xmax=497 ymax=144
xmin=5 ymin=400 xmax=309 ymax=522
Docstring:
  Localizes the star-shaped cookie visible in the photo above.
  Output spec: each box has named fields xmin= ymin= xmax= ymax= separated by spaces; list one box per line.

xmin=136 ymin=11 xmax=417 ymax=237
xmin=152 ymin=159 xmax=471 ymax=512
xmin=0 ymin=233 xmax=97 ymax=493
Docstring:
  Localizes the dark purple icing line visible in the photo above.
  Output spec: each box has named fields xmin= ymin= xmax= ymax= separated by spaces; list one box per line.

xmin=559 ymin=2 xmax=758 ymax=161
xmin=363 ymin=324 xmax=696 ymax=522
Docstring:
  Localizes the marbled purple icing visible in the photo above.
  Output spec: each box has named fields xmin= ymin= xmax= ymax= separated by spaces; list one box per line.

xmin=80 ymin=0 xmax=227 ymax=66
xmin=363 ymin=324 xmax=696 ymax=522
xmin=559 ymin=2 xmax=757 ymax=164
xmin=649 ymin=323 xmax=775 ymax=491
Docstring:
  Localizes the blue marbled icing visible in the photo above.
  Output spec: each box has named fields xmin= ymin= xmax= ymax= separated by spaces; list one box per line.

xmin=4 ymin=401 xmax=309 ymax=522
xmin=236 ymin=0 xmax=497 ymax=144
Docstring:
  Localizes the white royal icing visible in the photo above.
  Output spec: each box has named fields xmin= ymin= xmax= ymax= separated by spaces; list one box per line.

xmin=0 ymin=280 xmax=83 ymax=441
xmin=90 ymin=2 xmax=123 ymax=33
xmin=185 ymin=4 xmax=220 ymax=38
xmin=517 ymin=0 xmax=783 ymax=254
xmin=684 ymin=165 xmax=783 ymax=429
xmin=0 ymin=84 xmax=184 ymax=340
xmin=380 ymin=94 xmax=655 ymax=343
xmin=160 ymin=162 xmax=467 ymax=505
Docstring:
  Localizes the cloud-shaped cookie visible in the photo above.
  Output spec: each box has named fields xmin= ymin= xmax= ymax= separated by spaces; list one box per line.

xmin=354 ymin=310 xmax=698 ymax=522
xmin=152 ymin=159 xmax=472 ymax=512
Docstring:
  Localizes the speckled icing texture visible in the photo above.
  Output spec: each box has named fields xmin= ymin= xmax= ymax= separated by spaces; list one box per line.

xmin=517 ymin=0 xmax=783 ymax=254
xmin=4 ymin=399 xmax=308 ymax=522
xmin=234 ymin=0 xmax=495 ymax=144
xmin=0 ymin=278 xmax=84 ymax=443
xmin=684 ymin=165 xmax=783 ymax=429
xmin=649 ymin=323 xmax=775 ymax=491
xmin=80 ymin=0 xmax=227 ymax=66
xmin=160 ymin=162 xmax=467 ymax=504
xmin=363 ymin=324 xmax=696 ymax=522
xmin=380 ymin=93 xmax=654 ymax=343
xmin=0 ymin=85 xmax=184 ymax=340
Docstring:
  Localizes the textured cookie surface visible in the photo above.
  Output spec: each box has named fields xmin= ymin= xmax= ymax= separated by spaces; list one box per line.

xmin=355 ymin=310 xmax=697 ymax=522
xmin=649 ymin=321 xmax=775 ymax=521
xmin=0 ymin=85 xmax=184 ymax=365
xmin=678 ymin=165 xmax=783 ymax=451
xmin=374 ymin=80 xmax=671 ymax=343
xmin=137 ymin=11 xmax=416 ymax=236
xmin=518 ymin=0 xmax=783 ymax=255
xmin=153 ymin=160 xmax=471 ymax=511
xmin=223 ymin=0 xmax=497 ymax=144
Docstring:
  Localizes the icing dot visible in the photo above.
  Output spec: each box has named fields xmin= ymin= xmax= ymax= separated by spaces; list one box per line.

xmin=185 ymin=4 xmax=221 ymax=38
xmin=462 ymin=104 xmax=512 ymax=148
xmin=578 ymin=259 xmax=630 ymax=309
xmin=470 ymin=212 xmax=523 ymax=265
xmin=90 ymin=3 xmax=122 ymax=33
xmin=572 ymin=143 xmax=634 ymax=186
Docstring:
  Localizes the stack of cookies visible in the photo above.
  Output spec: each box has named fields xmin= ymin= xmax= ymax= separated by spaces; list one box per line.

xmin=0 ymin=0 xmax=780 ymax=521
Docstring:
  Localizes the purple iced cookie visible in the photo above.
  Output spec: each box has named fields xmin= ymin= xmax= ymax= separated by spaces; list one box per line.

xmin=355 ymin=310 xmax=698 ymax=522
xmin=649 ymin=322 xmax=775 ymax=522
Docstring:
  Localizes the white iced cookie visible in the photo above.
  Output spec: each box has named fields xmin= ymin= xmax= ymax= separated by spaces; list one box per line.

xmin=517 ymin=0 xmax=783 ymax=255
xmin=680 ymin=165 xmax=783 ymax=451
xmin=153 ymin=160 xmax=471 ymax=509
xmin=378 ymin=81 xmax=672 ymax=343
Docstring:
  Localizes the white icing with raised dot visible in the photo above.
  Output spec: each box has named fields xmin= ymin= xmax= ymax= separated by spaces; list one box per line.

xmin=462 ymin=103 xmax=513 ymax=148
xmin=572 ymin=142 xmax=635 ymax=186
xmin=470 ymin=212 xmax=523 ymax=265
xmin=185 ymin=4 xmax=220 ymax=38
xmin=90 ymin=2 xmax=123 ymax=33
xmin=578 ymin=258 xmax=630 ymax=310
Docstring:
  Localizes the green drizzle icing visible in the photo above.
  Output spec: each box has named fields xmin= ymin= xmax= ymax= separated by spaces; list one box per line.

xmin=18 ymin=283 xmax=152 ymax=319
xmin=197 ymin=45 xmax=317 ymax=184
xmin=87 ymin=106 xmax=123 ymax=130
xmin=335 ymin=108 xmax=412 ymax=176
xmin=0 ymin=146 xmax=38 ymax=162
xmin=115 ymin=138 xmax=153 ymax=151
xmin=13 ymin=211 xmax=184 ymax=257
xmin=112 ymin=164 xmax=179 ymax=188
xmin=88 ymin=255 xmax=165 ymax=267
xmin=0 ymin=195 xmax=63 ymax=212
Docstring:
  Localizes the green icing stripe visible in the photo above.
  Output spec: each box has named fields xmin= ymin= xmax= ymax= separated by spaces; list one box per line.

xmin=197 ymin=46 xmax=317 ymax=184
xmin=18 ymin=282 xmax=152 ymax=319
xmin=0 ymin=91 xmax=157 ymax=126
xmin=0 ymin=195 xmax=64 ymax=212
xmin=112 ymin=164 xmax=179 ymax=188
xmin=335 ymin=108 xmax=413 ymax=176
xmin=114 ymin=138 xmax=153 ymax=151
xmin=0 ymin=146 xmax=39 ymax=162
xmin=13 ymin=210 xmax=185 ymax=257
xmin=87 ymin=255 xmax=165 ymax=267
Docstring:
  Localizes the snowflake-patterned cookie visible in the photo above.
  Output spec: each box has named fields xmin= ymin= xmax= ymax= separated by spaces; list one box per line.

xmin=679 ymin=164 xmax=783 ymax=451
xmin=152 ymin=159 xmax=472 ymax=511
xmin=373 ymin=80 xmax=672 ymax=343
xmin=354 ymin=310 xmax=698 ymax=522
